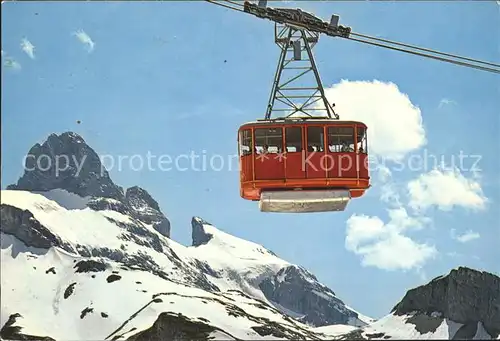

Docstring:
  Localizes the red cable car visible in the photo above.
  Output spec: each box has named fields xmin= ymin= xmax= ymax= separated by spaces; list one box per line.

xmin=238 ymin=118 xmax=370 ymax=212
xmin=236 ymin=17 xmax=371 ymax=213
xmin=214 ymin=0 xmax=500 ymax=213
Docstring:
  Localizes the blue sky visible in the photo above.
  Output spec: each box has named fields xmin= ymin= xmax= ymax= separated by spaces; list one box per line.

xmin=2 ymin=1 xmax=499 ymax=319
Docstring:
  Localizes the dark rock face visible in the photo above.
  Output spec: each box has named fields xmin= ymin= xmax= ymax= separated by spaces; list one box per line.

xmin=126 ymin=186 xmax=161 ymax=212
xmin=190 ymin=217 xmax=360 ymax=328
xmin=0 ymin=313 xmax=55 ymax=341
xmin=125 ymin=312 xmax=228 ymax=341
xmin=392 ymin=266 xmax=500 ymax=337
xmin=191 ymin=217 xmax=214 ymax=246
xmin=122 ymin=292 xmax=325 ymax=341
xmin=404 ymin=313 xmax=444 ymax=334
xmin=6 ymin=132 xmax=171 ymax=238
xmin=259 ymin=265 xmax=361 ymax=327
xmin=125 ymin=186 xmax=170 ymax=238
xmin=0 ymin=204 xmax=75 ymax=253
xmin=7 ymin=132 xmax=123 ymax=201
xmin=87 ymin=197 xmax=131 ymax=215
xmin=73 ymin=260 xmax=108 ymax=273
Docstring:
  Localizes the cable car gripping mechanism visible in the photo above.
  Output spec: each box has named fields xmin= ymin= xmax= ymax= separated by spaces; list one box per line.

xmin=245 ymin=0 xmax=341 ymax=120
xmin=243 ymin=1 xmax=351 ymax=39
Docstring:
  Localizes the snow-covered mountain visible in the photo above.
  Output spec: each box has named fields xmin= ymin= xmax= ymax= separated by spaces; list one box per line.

xmin=1 ymin=132 xmax=498 ymax=340
xmin=336 ymin=266 xmax=500 ymax=340
xmin=0 ymin=188 xmax=368 ymax=340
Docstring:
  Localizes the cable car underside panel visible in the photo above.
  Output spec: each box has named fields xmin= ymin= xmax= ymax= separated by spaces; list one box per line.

xmin=259 ymin=189 xmax=351 ymax=213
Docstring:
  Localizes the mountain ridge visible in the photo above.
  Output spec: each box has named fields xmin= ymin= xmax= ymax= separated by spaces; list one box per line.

xmin=6 ymin=132 xmax=171 ymax=239
xmin=1 ymin=131 xmax=498 ymax=340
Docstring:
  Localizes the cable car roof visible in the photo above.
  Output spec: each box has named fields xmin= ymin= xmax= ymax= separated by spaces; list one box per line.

xmin=238 ymin=118 xmax=368 ymax=129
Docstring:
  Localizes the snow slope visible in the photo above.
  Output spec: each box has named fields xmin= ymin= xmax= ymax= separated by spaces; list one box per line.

xmin=188 ymin=217 xmax=370 ymax=327
xmin=1 ymin=234 xmax=324 ymax=340
xmin=336 ymin=312 xmax=497 ymax=340
xmin=187 ymin=217 xmax=289 ymax=299
xmin=2 ymin=189 xmax=497 ymax=340
xmin=0 ymin=190 xmax=210 ymax=291
xmin=3 ymin=131 xmax=497 ymax=340
xmin=0 ymin=189 xmax=366 ymax=340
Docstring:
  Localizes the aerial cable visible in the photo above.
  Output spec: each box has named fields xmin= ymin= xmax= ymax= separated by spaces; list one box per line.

xmin=205 ymin=0 xmax=244 ymax=12
xmin=350 ymin=32 xmax=500 ymax=69
xmin=346 ymin=36 xmax=500 ymax=74
xmin=224 ymin=0 xmax=245 ymax=8
xmin=205 ymin=0 xmax=500 ymax=74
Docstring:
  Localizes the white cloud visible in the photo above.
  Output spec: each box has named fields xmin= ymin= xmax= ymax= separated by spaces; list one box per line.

xmin=407 ymin=166 xmax=487 ymax=212
xmin=380 ymin=182 xmax=402 ymax=207
xmin=373 ymin=162 xmax=409 ymax=209
xmin=1 ymin=51 xmax=21 ymax=70
xmin=387 ymin=206 xmax=431 ymax=231
xmin=348 ymin=163 xmax=485 ymax=270
xmin=416 ymin=267 xmax=428 ymax=282
xmin=20 ymin=38 xmax=35 ymax=59
xmin=375 ymin=163 xmax=404 ymax=206
xmin=73 ymin=30 xmax=95 ymax=52
xmin=322 ymin=79 xmax=426 ymax=161
xmin=376 ymin=164 xmax=392 ymax=183
xmin=333 ymin=80 xmax=486 ymax=272
xmin=438 ymin=98 xmax=457 ymax=108
xmin=450 ymin=229 xmax=480 ymax=243
xmin=345 ymin=208 xmax=436 ymax=271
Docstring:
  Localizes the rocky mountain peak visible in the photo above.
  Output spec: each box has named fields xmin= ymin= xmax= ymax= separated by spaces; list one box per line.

xmin=391 ymin=266 xmax=500 ymax=337
xmin=7 ymin=131 xmax=123 ymax=201
xmin=6 ymin=131 xmax=171 ymax=238
xmin=259 ymin=264 xmax=363 ymax=327
xmin=124 ymin=186 xmax=170 ymax=238
xmin=191 ymin=217 xmax=214 ymax=246
xmin=52 ymin=131 xmax=85 ymax=143
xmin=126 ymin=186 xmax=161 ymax=212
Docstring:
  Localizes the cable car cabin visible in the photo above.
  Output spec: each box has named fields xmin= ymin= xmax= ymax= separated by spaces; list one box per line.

xmin=238 ymin=119 xmax=370 ymax=213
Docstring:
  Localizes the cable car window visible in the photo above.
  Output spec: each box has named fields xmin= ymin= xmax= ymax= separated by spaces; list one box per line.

xmin=307 ymin=126 xmax=324 ymax=152
xmin=239 ymin=129 xmax=252 ymax=156
xmin=328 ymin=126 xmax=354 ymax=152
xmin=254 ymin=127 xmax=283 ymax=154
xmin=285 ymin=127 xmax=302 ymax=152
xmin=357 ymin=126 xmax=367 ymax=154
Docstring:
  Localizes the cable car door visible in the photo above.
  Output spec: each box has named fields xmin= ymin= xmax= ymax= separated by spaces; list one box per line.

xmin=305 ymin=126 xmax=326 ymax=179
xmin=284 ymin=126 xmax=305 ymax=179
xmin=254 ymin=127 xmax=285 ymax=180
